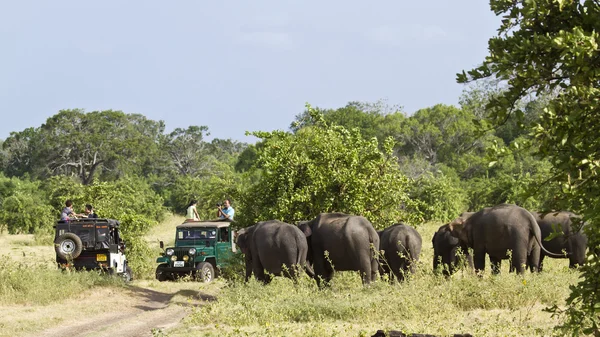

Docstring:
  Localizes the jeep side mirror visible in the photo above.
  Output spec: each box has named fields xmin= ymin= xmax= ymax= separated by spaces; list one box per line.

xmin=159 ymin=241 xmax=164 ymax=249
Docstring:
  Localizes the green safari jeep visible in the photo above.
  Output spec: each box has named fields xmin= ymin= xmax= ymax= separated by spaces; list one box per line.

xmin=155 ymin=219 xmax=240 ymax=282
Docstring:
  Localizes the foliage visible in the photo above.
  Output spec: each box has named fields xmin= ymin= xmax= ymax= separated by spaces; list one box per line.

xmin=239 ymin=103 xmax=419 ymax=229
xmin=290 ymin=100 xmax=407 ymax=147
xmin=1 ymin=110 xmax=165 ymax=184
xmin=458 ymin=0 xmax=600 ymax=335
xmin=408 ymin=171 xmax=468 ymax=223
xmin=166 ymin=164 xmax=241 ymax=218
xmin=0 ymin=257 xmax=124 ymax=305
xmin=0 ymin=174 xmax=54 ymax=234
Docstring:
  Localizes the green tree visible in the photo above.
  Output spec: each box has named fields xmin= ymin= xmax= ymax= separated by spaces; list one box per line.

xmin=291 ymin=100 xmax=406 ymax=146
xmin=2 ymin=110 xmax=165 ymax=184
xmin=458 ymin=1 xmax=600 ymax=335
xmin=238 ymin=103 xmax=420 ymax=229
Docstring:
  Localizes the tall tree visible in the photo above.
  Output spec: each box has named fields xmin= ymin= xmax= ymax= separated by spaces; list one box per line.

xmin=239 ymin=103 xmax=419 ymax=228
xmin=458 ymin=1 xmax=600 ymax=335
xmin=2 ymin=110 xmax=164 ymax=184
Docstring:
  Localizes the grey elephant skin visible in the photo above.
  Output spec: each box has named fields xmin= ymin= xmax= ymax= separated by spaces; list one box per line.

xmin=449 ymin=204 xmax=560 ymax=274
xmin=299 ymin=212 xmax=380 ymax=286
xmin=236 ymin=220 xmax=311 ymax=283
xmin=533 ymin=211 xmax=588 ymax=270
xmin=432 ymin=212 xmax=475 ymax=276
xmin=378 ymin=223 xmax=422 ymax=282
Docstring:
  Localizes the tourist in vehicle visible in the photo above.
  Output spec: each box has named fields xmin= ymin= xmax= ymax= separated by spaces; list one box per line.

xmin=85 ymin=204 xmax=98 ymax=218
xmin=61 ymin=200 xmax=83 ymax=220
xmin=217 ymin=199 xmax=235 ymax=220
xmin=186 ymin=199 xmax=200 ymax=221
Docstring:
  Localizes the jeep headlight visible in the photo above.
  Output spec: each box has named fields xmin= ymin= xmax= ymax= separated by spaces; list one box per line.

xmin=170 ymin=255 xmax=177 ymax=261
xmin=166 ymin=248 xmax=174 ymax=256
xmin=188 ymin=248 xmax=196 ymax=255
xmin=183 ymin=255 xmax=189 ymax=262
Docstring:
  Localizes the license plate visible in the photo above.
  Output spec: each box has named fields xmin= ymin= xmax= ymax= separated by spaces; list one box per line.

xmin=173 ymin=261 xmax=184 ymax=267
xmin=96 ymin=254 xmax=107 ymax=262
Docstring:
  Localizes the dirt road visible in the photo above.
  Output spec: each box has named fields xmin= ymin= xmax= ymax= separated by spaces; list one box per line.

xmin=1 ymin=282 xmax=215 ymax=337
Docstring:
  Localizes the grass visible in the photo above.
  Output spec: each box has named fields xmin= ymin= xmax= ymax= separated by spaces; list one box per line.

xmin=167 ymin=221 xmax=582 ymax=337
xmin=0 ymin=217 xmax=585 ymax=337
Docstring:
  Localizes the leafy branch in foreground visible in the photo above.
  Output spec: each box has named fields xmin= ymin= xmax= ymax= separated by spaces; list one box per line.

xmin=458 ymin=1 xmax=600 ymax=335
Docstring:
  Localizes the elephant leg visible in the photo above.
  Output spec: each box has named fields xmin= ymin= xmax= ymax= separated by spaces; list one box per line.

xmin=473 ymin=248 xmax=486 ymax=275
xmin=252 ymin=257 xmax=267 ymax=283
xmin=312 ymin=249 xmax=328 ymax=287
xmin=539 ymin=253 xmax=546 ymax=272
xmin=370 ymin=256 xmax=378 ymax=283
xmin=510 ymin=248 xmax=527 ymax=274
xmin=528 ymin=243 xmax=540 ymax=273
xmin=490 ymin=256 xmax=501 ymax=275
xmin=244 ymin=256 xmax=253 ymax=282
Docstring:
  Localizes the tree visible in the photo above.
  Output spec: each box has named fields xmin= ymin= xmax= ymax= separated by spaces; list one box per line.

xmin=458 ymin=1 xmax=600 ymax=335
xmin=237 ymin=103 xmax=420 ymax=229
xmin=2 ymin=110 xmax=165 ymax=184
xmin=290 ymin=100 xmax=407 ymax=146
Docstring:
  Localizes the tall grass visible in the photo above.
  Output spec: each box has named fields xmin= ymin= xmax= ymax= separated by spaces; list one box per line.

xmin=0 ymin=257 xmax=125 ymax=305
xmin=177 ymin=221 xmax=582 ymax=337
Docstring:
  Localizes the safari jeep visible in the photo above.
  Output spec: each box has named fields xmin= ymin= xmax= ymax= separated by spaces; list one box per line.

xmin=155 ymin=219 xmax=239 ymax=283
xmin=54 ymin=218 xmax=133 ymax=282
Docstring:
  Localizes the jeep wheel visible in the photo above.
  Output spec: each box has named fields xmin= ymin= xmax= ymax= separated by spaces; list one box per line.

xmin=196 ymin=262 xmax=215 ymax=283
xmin=122 ymin=264 xmax=133 ymax=283
xmin=54 ymin=233 xmax=83 ymax=260
xmin=156 ymin=264 xmax=169 ymax=282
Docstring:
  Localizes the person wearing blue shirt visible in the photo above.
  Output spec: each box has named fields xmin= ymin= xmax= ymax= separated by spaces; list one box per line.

xmin=217 ymin=199 xmax=235 ymax=220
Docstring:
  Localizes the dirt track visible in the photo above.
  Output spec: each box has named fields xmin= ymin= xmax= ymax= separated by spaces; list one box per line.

xmin=1 ymin=283 xmax=214 ymax=337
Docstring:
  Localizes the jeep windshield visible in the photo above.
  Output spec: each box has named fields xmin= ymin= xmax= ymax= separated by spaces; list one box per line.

xmin=177 ymin=228 xmax=216 ymax=241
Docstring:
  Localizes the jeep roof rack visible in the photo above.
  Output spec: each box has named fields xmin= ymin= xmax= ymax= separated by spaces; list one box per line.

xmin=177 ymin=219 xmax=233 ymax=229
xmin=54 ymin=218 xmax=120 ymax=228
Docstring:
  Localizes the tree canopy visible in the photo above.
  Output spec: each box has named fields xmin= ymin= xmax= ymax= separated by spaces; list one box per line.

xmin=458 ymin=1 xmax=600 ymax=335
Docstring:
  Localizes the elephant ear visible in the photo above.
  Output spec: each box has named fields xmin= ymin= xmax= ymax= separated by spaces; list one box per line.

xmin=298 ymin=222 xmax=312 ymax=238
xmin=448 ymin=218 xmax=465 ymax=236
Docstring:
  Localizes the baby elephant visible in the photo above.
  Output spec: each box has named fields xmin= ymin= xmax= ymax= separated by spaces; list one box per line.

xmin=378 ymin=223 xmax=422 ymax=282
xmin=236 ymin=220 xmax=312 ymax=284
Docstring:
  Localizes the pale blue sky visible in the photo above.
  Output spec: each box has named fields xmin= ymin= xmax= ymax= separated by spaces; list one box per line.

xmin=0 ymin=1 xmax=499 ymax=143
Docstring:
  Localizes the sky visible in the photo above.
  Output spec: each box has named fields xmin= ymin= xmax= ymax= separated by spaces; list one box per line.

xmin=0 ymin=1 xmax=500 ymax=144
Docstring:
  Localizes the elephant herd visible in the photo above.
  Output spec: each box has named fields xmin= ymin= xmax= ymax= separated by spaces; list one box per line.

xmin=235 ymin=204 xmax=589 ymax=286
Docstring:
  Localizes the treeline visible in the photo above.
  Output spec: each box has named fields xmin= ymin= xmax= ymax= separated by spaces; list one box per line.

xmin=0 ymin=86 xmax=556 ymax=276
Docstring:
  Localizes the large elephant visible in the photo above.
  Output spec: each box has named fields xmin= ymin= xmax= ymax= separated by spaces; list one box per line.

xmin=448 ymin=204 xmax=562 ymax=274
xmin=236 ymin=220 xmax=312 ymax=283
xmin=298 ymin=212 xmax=380 ymax=286
xmin=533 ymin=211 xmax=588 ymax=271
xmin=432 ymin=212 xmax=475 ymax=276
xmin=378 ymin=223 xmax=422 ymax=282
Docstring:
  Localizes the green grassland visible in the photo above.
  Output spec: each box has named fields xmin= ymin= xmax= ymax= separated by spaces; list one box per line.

xmin=0 ymin=217 xmax=582 ymax=337
xmin=168 ymin=221 xmax=581 ymax=337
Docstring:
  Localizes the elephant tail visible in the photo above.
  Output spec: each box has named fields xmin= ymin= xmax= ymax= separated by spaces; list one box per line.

xmin=296 ymin=235 xmax=315 ymax=278
xmin=529 ymin=212 xmax=568 ymax=258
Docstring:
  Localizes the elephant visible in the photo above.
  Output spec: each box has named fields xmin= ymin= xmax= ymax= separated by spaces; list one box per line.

xmin=298 ymin=212 xmax=380 ymax=286
xmin=448 ymin=203 xmax=563 ymax=274
xmin=432 ymin=212 xmax=475 ymax=276
xmin=533 ymin=211 xmax=588 ymax=271
xmin=378 ymin=223 xmax=422 ymax=282
xmin=236 ymin=220 xmax=312 ymax=284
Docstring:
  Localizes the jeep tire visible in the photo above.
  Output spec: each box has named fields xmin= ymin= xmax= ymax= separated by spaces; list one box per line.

xmin=54 ymin=233 xmax=83 ymax=260
xmin=156 ymin=264 xmax=169 ymax=282
xmin=196 ymin=262 xmax=215 ymax=283
xmin=122 ymin=263 xmax=133 ymax=282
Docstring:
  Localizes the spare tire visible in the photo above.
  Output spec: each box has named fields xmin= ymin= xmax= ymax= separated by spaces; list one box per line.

xmin=55 ymin=233 xmax=83 ymax=260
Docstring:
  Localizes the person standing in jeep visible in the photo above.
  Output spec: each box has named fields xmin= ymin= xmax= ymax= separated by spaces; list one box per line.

xmin=216 ymin=199 xmax=235 ymax=220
